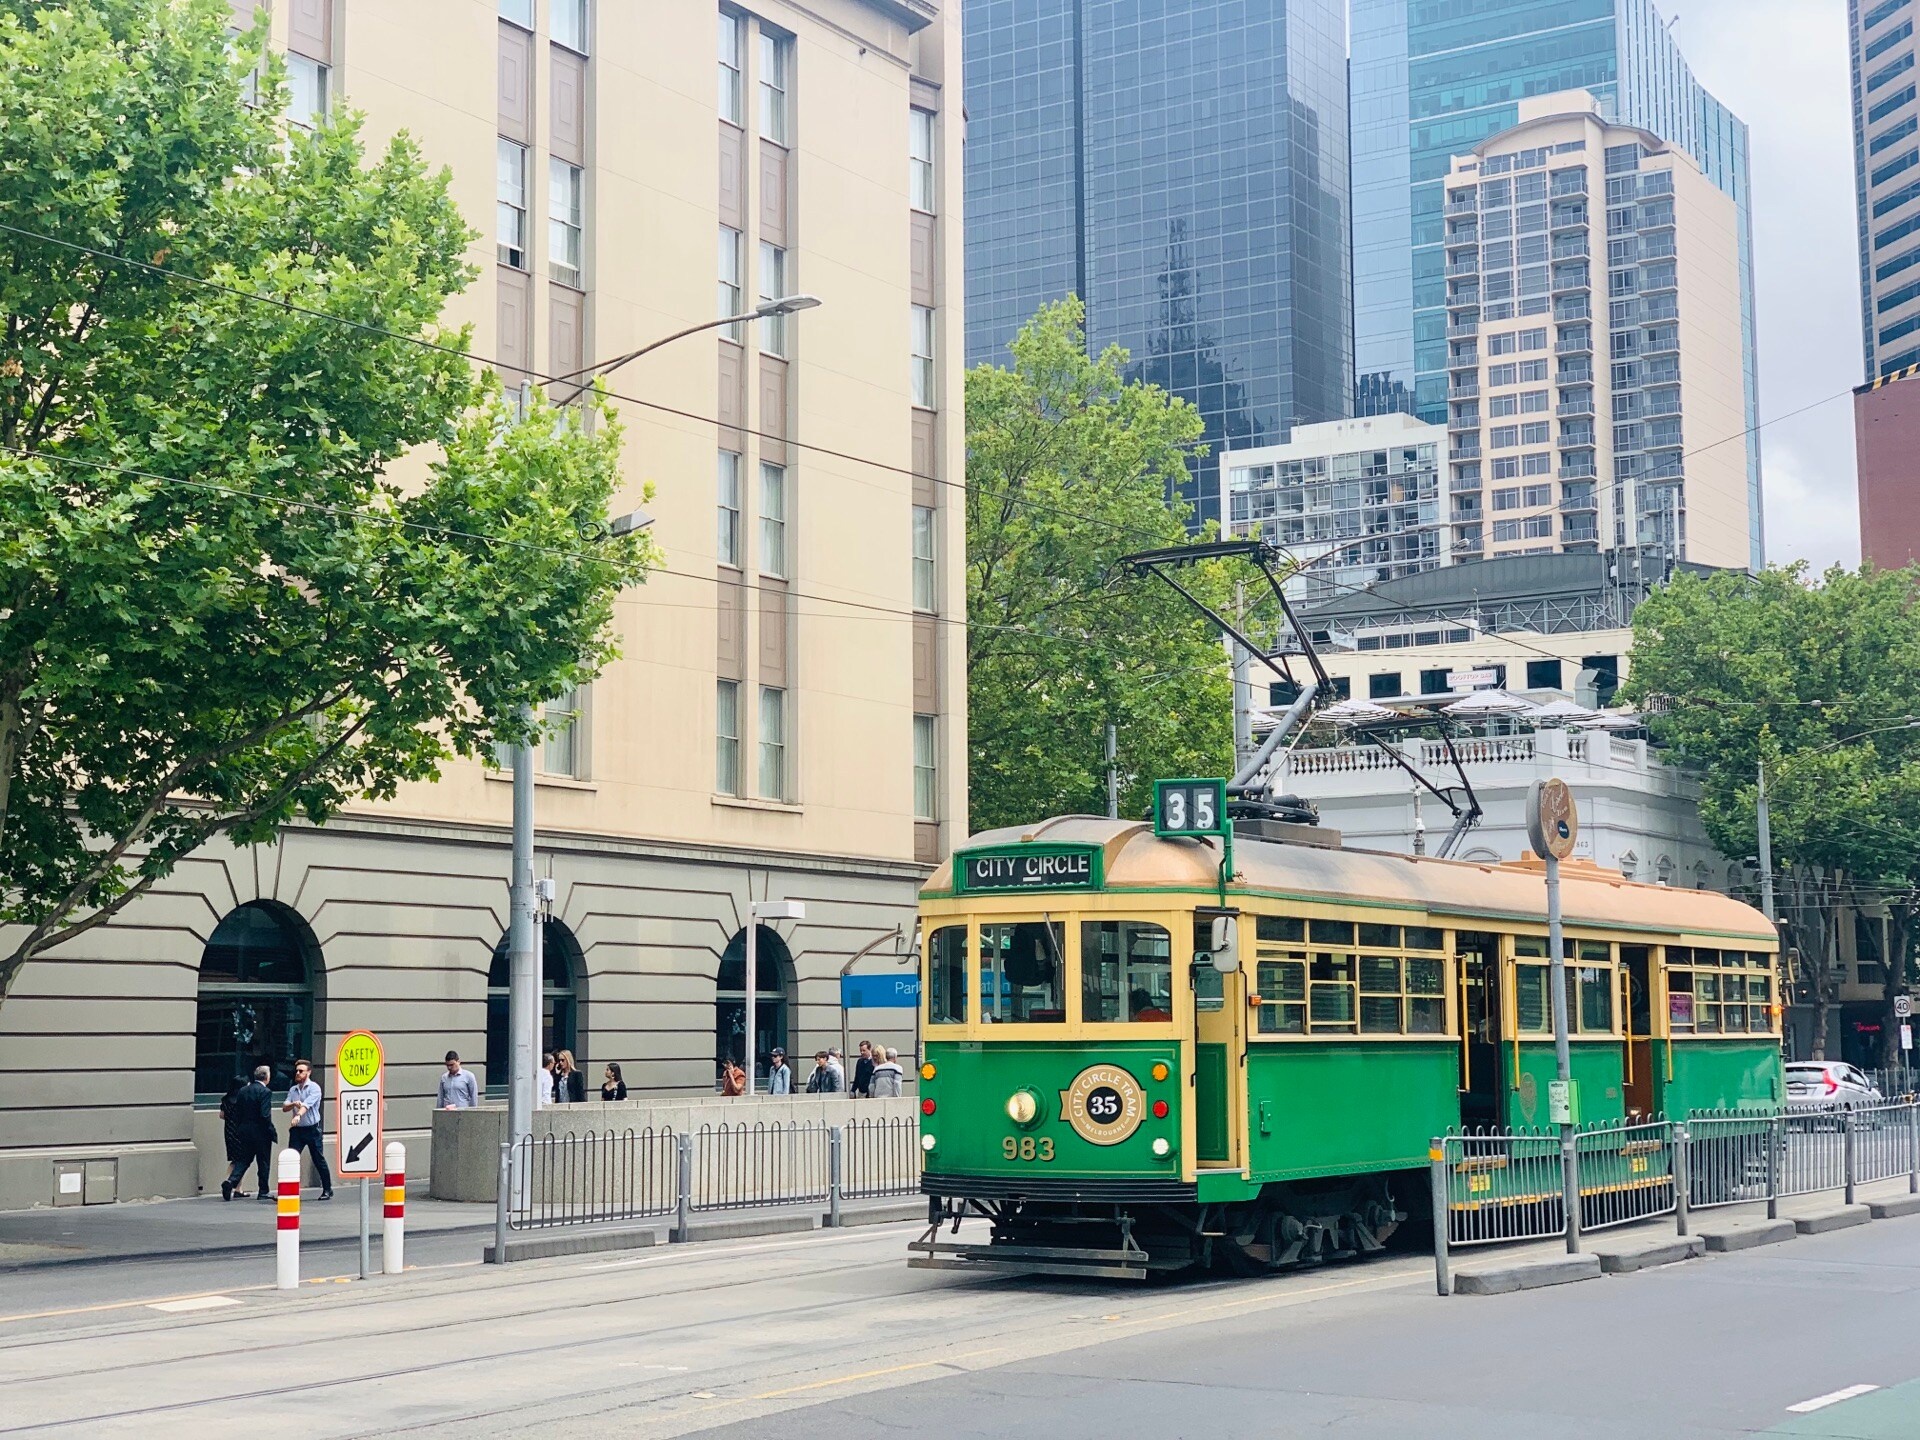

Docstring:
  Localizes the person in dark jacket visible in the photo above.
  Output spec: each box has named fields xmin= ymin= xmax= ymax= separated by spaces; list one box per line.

xmin=599 ymin=1062 xmax=627 ymax=1101
xmin=552 ymin=1050 xmax=586 ymax=1104
xmin=218 ymin=1075 xmax=250 ymax=1173
xmin=220 ymin=1066 xmax=278 ymax=1202
xmin=850 ymin=1040 xmax=876 ymax=1099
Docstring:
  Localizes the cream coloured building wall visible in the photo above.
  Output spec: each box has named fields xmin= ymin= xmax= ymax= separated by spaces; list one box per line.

xmin=0 ymin=0 xmax=964 ymax=1211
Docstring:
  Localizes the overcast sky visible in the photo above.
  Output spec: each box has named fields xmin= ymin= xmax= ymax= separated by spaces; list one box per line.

xmin=1669 ymin=0 xmax=1862 ymax=570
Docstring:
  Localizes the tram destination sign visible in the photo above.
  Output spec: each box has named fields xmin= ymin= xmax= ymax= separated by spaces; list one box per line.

xmin=956 ymin=845 xmax=1101 ymax=895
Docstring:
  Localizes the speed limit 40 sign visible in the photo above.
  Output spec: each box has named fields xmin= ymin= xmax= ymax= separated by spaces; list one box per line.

xmin=1155 ymin=778 xmax=1228 ymax=838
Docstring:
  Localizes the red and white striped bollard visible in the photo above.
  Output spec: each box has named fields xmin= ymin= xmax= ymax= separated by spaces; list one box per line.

xmin=275 ymin=1148 xmax=301 ymax=1290
xmin=382 ymin=1141 xmax=406 ymax=1275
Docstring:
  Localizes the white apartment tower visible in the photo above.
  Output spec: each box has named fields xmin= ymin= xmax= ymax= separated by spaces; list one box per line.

xmin=1441 ymin=92 xmax=1752 ymax=572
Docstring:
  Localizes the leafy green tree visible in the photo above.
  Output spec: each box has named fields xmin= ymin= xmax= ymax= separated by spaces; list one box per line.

xmin=1625 ymin=564 xmax=1920 ymax=1060
xmin=965 ymin=298 xmax=1239 ymax=831
xmin=0 ymin=0 xmax=656 ymax=1006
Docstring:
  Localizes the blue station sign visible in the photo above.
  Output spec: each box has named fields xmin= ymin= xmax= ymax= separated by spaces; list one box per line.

xmin=840 ymin=974 xmax=922 ymax=1009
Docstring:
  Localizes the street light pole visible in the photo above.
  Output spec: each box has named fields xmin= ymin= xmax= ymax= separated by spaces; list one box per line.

xmin=1756 ymin=758 xmax=1776 ymax=924
xmin=504 ymin=294 xmax=822 ymax=1154
xmin=743 ymin=900 xmax=806 ymax=1095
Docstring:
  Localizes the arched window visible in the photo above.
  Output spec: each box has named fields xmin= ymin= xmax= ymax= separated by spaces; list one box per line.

xmin=486 ymin=918 xmax=583 ymax=1096
xmin=195 ymin=901 xmax=320 ymax=1104
xmin=716 ymin=925 xmax=795 ymax=1087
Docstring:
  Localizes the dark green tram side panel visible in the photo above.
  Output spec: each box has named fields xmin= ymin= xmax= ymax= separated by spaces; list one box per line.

xmin=919 ymin=1039 xmax=1184 ymax=1182
xmin=1654 ymin=1040 xmax=1782 ymax=1115
xmin=1195 ymin=1045 xmax=1231 ymax=1162
xmin=1246 ymin=1042 xmax=1459 ymax=1183
xmin=1506 ymin=1042 xmax=1626 ymax=1128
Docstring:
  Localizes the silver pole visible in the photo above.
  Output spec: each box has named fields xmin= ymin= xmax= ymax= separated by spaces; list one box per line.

xmin=508 ymin=713 xmax=537 ymax=1203
xmin=1757 ymin=759 xmax=1776 ymax=924
xmin=1231 ymin=582 xmax=1253 ymax=771
xmin=1429 ymin=1147 xmax=1451 ymax=1296
xmin=1546 ymin=851 xmax=1578 ymax=1253
xmin=744 ymin=908 xmax=758 ymax=1096
xmin=358 ymin=1177 xmax=370 ymax=1280
xmin=1106 ymin=724 xmax=1119 ymax=820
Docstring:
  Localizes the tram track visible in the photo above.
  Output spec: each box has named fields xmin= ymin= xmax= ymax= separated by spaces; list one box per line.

xmin=0 ymin=1230 xmax=1424 ymax=1437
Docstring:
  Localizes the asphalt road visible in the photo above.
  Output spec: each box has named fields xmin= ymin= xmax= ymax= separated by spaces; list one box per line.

xmin=4 ymin=1212 xmax=1920 ymax=1438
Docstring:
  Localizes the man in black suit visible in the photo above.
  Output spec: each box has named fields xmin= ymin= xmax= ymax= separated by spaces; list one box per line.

xmin=220 ymin=1065 xmax=278 ymax=1203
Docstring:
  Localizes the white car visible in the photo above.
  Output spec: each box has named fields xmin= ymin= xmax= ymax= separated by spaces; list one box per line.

xmin=1784 ymin=1061 xmax=1882 ymax=1110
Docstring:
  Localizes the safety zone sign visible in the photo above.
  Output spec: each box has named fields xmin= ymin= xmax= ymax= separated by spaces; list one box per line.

xmin=335 ymin=1029 xmax=384 ymax=1178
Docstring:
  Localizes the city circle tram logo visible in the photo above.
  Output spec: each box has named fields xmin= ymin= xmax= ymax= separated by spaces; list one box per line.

xmin=1059 ymin=1064 xmax=1145 ymax=1146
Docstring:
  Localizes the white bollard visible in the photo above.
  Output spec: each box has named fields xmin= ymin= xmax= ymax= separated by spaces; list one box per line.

xmin=275 ymin=1148 xmax=301 ymax=1290
xmin=382 ymin=1141 xmax=406 ymax=1275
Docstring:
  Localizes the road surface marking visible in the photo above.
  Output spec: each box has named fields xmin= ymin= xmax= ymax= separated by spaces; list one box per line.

xmin=1788 ymin=1385 xmax=1880 ymax=1413
xmin=0 ymin=1284 xmax=273 ymax=1326
xmin=146 ymin=1296 xmax=243 ymax=1315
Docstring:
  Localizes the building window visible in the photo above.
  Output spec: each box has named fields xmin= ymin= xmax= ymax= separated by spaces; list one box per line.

xmin=1522 ymin=484 xmax=1552 ymax=507
xmin=195 ymin=901 xmax=320 ymax=1102
xmin=552 ymin=0 xmax=588 ymax=53
xmin=485 ymin=918 xmax=581 ymax=1096
xmin=497 ymin=139 xmax=528 ymax=269
xmin=1526 ymin=659 xmax=1563 ymax=690
xmin=718 ymin=225 xmax=742 ymax=337
xmin=285 ymin=54 xmax=328 ymax=130
xmin=548 ymin=159 xmax=584 ymax=287
xmin=1493 ymin=487 xmax=1522 ymax=510
xmin=758 ymin=242 xmax=788 ymax=356
xmin=910 ymin=108 xmax=935 ymax=212
xmin=1369 ymin=672 xmax=1403 ymax=700
xmin=717 ymin=926 xmax=793 ymax=1084
xmin=758 ymin=686 xmax=787 ymax=800
xmin=541 ymin=685 xmax=582 ymax=777
xmin=759 ymin=461 xmax=786 ymax=577
xmin=759 ymin=31 xmax=790 ymax=144
xmin=911 ymin=304 xmax=935 ymax=407
xmin=913 ymin=714 xmax=938 ymax=820
xmin=716 ymin=679 xmax=741 ymax=795
xmin=718 ymin=11 xmax=743 ymax=124
xmin=912 ymin=504 xmax=936 ymax=611
xmin=500 ymin=0 xmax=533 ymax=27
xmin=717 ymin=450 xmax=742 ymax=567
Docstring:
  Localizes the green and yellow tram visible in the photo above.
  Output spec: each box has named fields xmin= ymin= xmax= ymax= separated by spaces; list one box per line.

xmin=910 ymin=816 xmax=1781 ymax=1278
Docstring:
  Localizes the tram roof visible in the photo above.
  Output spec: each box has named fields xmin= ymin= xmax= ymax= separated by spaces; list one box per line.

xmin=927 ymin=816 xmax=1776 ymax=945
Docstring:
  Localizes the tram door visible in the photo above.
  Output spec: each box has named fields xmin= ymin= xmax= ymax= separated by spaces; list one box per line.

xmin=1621 ymin=946 xmax=1655 ymax=1117
xmin=1191 ymin=916 xmax=1248 ymax=1170
xmin=1457 ymin=932 xmax=1503 ymax=1126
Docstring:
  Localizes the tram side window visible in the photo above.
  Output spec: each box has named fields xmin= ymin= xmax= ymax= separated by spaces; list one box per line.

xmin=1310 ymin=952 xmax=1357 ymax=1031
xmin=1257 ymin=922 xmax=1447 ymax=1036
xmin=1516 ymin=964 xmax=1550 ymax=1033
xmin=1576 ymin=941 xmax=1614 ymax=1033
xmin=1256 ymin=953 xmax=1306 ymax=1033
xmin=1082 ymin=920 xmax=1173 ymax=1022
xmin=1513 ymin=940 xmax=1614 ymax=1035
xmin=1666 ymin=949 xmax=1771 ymax=1034
xmin=980 ymin=920 xmax=1065 ymax=1023
xmin=926 ymin=925 xmax=968 ymax=1024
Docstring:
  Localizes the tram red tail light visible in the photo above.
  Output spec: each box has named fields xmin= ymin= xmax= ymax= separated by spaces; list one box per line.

xmin=1152 ymin=1100 xmax=1169 ymax=1119
xmin=922 ymin=1098 xmax=937 ymax=1115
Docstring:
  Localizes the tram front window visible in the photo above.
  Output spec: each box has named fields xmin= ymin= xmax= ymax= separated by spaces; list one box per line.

xmin=981 ymin=920 xmax=1065 ymax=1023
xmin=926 ymin=925 xmax=968 ymax=1024
xmin=1082 ymin=920 xmax=1173 ymax=1022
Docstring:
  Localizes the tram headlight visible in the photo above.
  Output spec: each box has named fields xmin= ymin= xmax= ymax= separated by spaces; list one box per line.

xmin=1005 ymin=1089 xmax=1042 ymax=1127
xmin=921 ymin=1134 xmax=938 ymax=1152
xmin=1151 ymin=1137 xmax=1173 ymax=1160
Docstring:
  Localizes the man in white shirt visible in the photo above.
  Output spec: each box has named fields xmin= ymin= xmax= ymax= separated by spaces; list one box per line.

xmin=281 ymin=1059 xmax=333 ymax=1200
xmin=538 ymin=1052 xmax=555 ymax=1107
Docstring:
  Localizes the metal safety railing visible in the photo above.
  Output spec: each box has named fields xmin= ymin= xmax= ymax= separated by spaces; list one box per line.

xmin=1431 ymin=1101 xmax=1920 ymax=1295
xmin=492 ymin=1117 xmax=921 ymax=1259
xmin=501 ymin=1127 xmax=679 ymax=1231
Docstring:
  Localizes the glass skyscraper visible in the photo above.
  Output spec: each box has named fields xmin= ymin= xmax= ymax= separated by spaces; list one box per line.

xmin=962 ymin=0 xmax=1353 ymax=525
xmin=1351 ymin=0 xmax=1763 ymax=569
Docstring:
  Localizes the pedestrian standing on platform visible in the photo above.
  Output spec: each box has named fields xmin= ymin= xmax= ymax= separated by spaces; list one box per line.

xmin=553 ymin=1050 xmax=586 ymax=1104
xmin=805 ymin=1050 xmax=841 ymax=1093
xmin=281 ymin=1059 xmax=334 ymax=1200
xmin=437 ymin=1051 xmax=480 ymax=1110
xmin=768 ymin=1047 xmax=792 ymax=1095
xmin=220 ymin=1065 xmax=277 ymax=1202
xmin=870 ymin=1048 xmax=905 ymax=1098
xmin=720 ymin=1056 xmax=747 ymax=1096
xmin=600 ymin=1062 xmax=627 ymax=1101
xmin=538 ymin=1052 xmax=555 ymax=1108
xmin=217 ymin=1075 xmax=250 ymax=1195
xmin=851 ymin=1040 xmax=876 ymax=1099
xmin=826 ymin=1048 xmax=846 ymax=1090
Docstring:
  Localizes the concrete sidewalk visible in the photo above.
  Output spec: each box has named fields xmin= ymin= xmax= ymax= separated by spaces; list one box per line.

xmin=0 ymin=1188 xmax=494 ymax=1271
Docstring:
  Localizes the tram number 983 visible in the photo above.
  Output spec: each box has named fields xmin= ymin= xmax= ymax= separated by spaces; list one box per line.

xmin=1002 ymin=1136 xmax=1056 ymax=1162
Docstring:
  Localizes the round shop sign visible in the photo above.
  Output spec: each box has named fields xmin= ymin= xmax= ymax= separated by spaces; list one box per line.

xmin=1059 ymin=1064 xmax=1145 ymax=1146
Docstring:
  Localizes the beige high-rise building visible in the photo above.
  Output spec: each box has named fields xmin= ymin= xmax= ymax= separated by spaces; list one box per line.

xmin=0 ymin=0 xmax=964 ymax=1208
xmin=1440 ymin=92 xmax=1753 ymax=573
